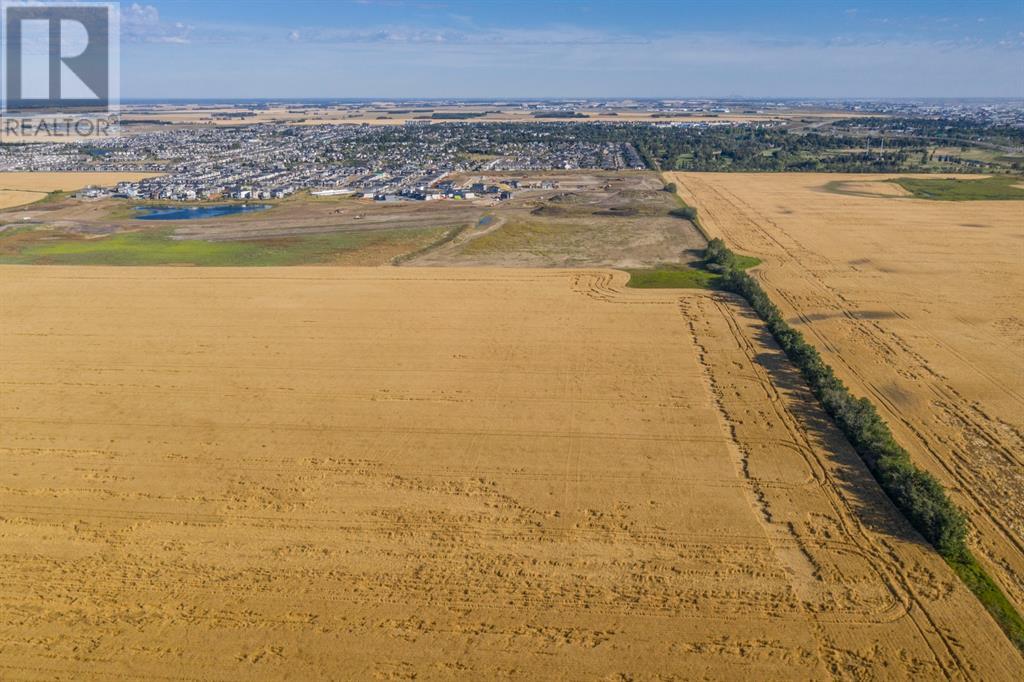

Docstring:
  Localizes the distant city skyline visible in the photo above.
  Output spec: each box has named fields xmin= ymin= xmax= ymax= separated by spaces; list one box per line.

xmin=118 ymin=0 xmax=1023 ymax=99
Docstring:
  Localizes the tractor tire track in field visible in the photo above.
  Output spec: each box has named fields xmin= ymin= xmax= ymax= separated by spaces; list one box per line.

xmin=572 ymin=274 xmax=1019 ymax=677
xmin=684 ymin=292 xmax=964 ymax=678
xmin=3 ymin=266 xmax=1020 ymax=679
xmin=669 ymin=171 xmax=1024 ymax=614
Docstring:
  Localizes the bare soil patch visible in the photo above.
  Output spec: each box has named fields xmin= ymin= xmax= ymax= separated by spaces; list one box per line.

xmin=407 ymin=173 xmax=704 ymax=268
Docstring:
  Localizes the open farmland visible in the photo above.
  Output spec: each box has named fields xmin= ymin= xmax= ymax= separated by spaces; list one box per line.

xmin=1 ymin=266 xmax=1020 ymax=679
xmin=117 ymin=103 xmax=871 ymax=129
xmin=667 ymin=171 xmax=1024 ymax=617
xmin=0 ymin=172 xmax=160 ymax=209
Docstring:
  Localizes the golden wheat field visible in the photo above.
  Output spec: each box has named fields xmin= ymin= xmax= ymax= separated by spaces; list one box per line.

xmin=668 ymin=171 xmax=1024 ymax=615
xmin=1 ymin=266 xmax=1020 ymax=679
xmin=0 ymin=172 xmax=160 ymax=209
xmin=0 ymin=191 xmax=48 ymax=210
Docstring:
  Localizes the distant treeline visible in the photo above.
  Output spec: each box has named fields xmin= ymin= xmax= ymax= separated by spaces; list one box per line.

xmin=629 ymin=126 xmax=920 ymax=172
xmin=830 ymin=117 xmax=1024 ymax=149
xmin=651 ymin=112 xmax=718 ymax=118
xmin=295 ymin=119 xmax=1018 ymax=173
xmin=533 ymin=111 xmax=588 ymax=119
xmin=434 ymin=121 xmax=921 ymax=171
xmin=420 ymin=121 xmax=965 ymax=172
xmin=120 ymin=119 xmax=175 ymax=125
xmin=427 ymin=112 xmax=496 ymax=120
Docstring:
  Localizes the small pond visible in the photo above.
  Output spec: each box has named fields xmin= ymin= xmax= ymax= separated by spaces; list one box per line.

xmin=134 ymin=204 xmax=271 ymax=221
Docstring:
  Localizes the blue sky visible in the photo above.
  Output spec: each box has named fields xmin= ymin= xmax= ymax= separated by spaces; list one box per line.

xmin=118 ymin=0 xmax=1024 ymax=99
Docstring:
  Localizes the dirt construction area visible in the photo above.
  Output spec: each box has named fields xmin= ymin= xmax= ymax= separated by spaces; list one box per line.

xmin=0 ymin=171 xmax=704 ymax=269
xmin=668 ymin=171 xmax=1024 ymax=616
xmin=1 ymin=266 xmax=1020 ymax=679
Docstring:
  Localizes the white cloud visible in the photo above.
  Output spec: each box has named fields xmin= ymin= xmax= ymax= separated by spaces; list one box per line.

xmin=122 ymin=3 xmax=191 ymax=44
xmin=123 ymin=2 xmax=159 ymax=27
xmin=119 ymin=19 xmax=1024 ymax=98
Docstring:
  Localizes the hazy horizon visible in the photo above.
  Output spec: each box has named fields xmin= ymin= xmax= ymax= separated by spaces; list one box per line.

xmin=113 ymin=96 xmax=1024 ymax=104
xmin=117 ymin=0 xmax=1023 ymax=100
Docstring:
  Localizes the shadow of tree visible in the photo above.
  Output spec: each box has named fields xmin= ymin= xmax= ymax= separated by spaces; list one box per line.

xmin=726 ymin=299 xmax=931 ymax=551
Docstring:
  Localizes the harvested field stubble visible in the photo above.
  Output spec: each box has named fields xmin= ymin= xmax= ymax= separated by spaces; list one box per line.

xmin=667 ymin=171 xmax=1024 ymax=619
xmin=0 ymin=190 xmax=47 ymax=209
xmin=0 ymin=172 xmax=160 ymax=193
xmin=0 ymin=172 xmax=160 ymax=210
xmin=0 ymin=266 xmax=1020 ymax=679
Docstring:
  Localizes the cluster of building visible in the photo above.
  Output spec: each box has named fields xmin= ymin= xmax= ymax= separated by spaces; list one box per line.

xmin=0 ymin=122 xmax=647 ymax=202
xmin=786 ymin=98 xmax=1024 ymax=126
xmin=2 ymin=99 xmax=1019 ymax=201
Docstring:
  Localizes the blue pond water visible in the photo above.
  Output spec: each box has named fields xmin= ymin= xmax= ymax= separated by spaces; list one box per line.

xmin=134 ymin=204 xmax=271 ymax=221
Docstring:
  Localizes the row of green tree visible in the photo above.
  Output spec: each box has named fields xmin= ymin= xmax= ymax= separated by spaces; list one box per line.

xmin=830 ymin=117 xmax=1024 ymax=149
xmin=296 ymin=119 xmax=1013 ymax=174
xmin=704 ymin=237 xmax=968 ymax=558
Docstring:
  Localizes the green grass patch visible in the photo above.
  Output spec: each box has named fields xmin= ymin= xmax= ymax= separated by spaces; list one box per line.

xmin=625 ymin=249 xmax=760 ymax=290
xmin=730 ymin=254 xmax=761 ymax=270
xmin=102 ymin=202 xmax=141 ymax=220
xmin=626 ymin=266 xmax=718 ymax=289
xmin=947 ymin=553 xmax=1024 ymax=653
xmin=891 ymin=175 xmax=1024 ymax=200
xmin=0 ymin=226 xmax=444 ymax=266
xmin=34 ymin=190 xmax=69 ymax=205
xmin=460 ymin=218 xmax=564 ymax=256
xmin=392 ymin=223 xmax=470 ymax=264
